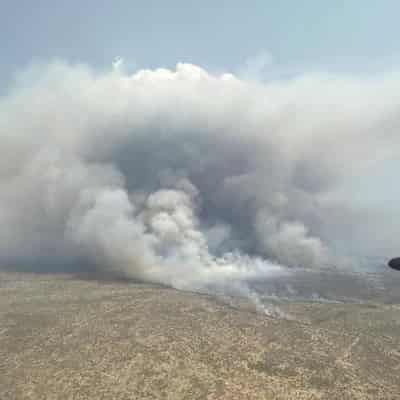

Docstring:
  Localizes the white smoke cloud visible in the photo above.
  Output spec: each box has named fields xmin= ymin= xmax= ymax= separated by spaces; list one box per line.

xmin=1 ymin=61 xmax=400 ymax=295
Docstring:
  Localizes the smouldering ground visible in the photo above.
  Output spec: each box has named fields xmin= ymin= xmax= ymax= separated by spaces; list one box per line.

xmin=1 ymin=271 xmax=400 ymax=399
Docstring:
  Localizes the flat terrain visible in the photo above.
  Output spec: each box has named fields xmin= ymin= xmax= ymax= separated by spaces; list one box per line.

xmin=1 ymin=272 xmax=400 ymax=399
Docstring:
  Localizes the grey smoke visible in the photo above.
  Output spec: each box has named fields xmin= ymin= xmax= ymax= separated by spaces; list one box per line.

xmin=1 ymin=61 xmax=400 ymax=293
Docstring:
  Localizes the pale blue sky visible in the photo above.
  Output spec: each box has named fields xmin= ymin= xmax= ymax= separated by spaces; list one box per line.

xmin=1 ymin=0 xmax=400 ymax=206
xmin=2 ymin=0 xmax=400 ymax=86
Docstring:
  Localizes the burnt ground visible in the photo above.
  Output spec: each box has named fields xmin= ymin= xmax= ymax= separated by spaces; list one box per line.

xmin=1 ymin=271 xmax=400 ymax=399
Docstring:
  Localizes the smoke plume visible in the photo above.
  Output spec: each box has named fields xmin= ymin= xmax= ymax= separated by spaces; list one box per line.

xmin=1 ymin=61 xmax=400 ymax=293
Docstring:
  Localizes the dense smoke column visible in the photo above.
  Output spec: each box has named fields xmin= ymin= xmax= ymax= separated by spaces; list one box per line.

xmin=0 ymin=62 xmax=399 ymax=290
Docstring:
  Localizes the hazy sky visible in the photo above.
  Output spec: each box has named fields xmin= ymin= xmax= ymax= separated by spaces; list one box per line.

xmin=2 ymin=1 xmax=400 ymax=84
xmin=2 ymin=0 xmax=400 ymax=205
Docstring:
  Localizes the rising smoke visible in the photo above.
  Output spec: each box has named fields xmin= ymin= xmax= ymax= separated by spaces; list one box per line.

xmin=1 ymin=61 xmax=400 ymax=294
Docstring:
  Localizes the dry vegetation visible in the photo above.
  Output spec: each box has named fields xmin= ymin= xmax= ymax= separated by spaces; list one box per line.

xmin=1 ymin=271 xmax=400 ymax=399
